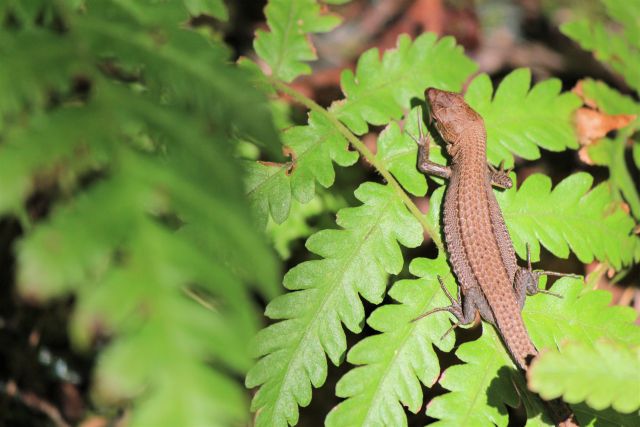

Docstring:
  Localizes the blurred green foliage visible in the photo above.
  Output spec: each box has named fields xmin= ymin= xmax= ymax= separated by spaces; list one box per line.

xmin=0 ymin=1 xmax=280 ymax=426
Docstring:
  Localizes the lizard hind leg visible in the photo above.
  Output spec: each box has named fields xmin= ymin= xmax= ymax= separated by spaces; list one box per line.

xmin=487 ymin=160 xmax=513 ymax=189
xmin=514 ymin=243 xmax=582 ymax=309
xmin=412 ymin=276 xmax=477 ymax=339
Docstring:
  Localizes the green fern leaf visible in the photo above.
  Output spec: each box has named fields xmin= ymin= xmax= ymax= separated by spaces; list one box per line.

xmin=561 ymin=1 xmax=640 ymax=93
xmin=11 ymin=94 xmax=278 ymax=426
xmin=529 ymin=340 xmax=640 ymax=414
xmin=245 ymin=111 xmax=357 ymax=227
xmin=285 ymin=112 xmax=359 ymax=202
xmin=245 ymin=182 xmax=423 ymax=427
xmin=332 ymin=33 xmax=476 ymax=135
xmin=429 ymin=278 xmax=640 ymax=426
xmin=11 ymin=103 xmax=275 ymax=427
xmin=0 ymin=30 xmax=86 ymax=121
xmin=0 ymin=106 xmax=111 ymax=212
xmin=578 ymin=79 xmax=640 ymax=116
xmin=0 ymin=0 xmax=65 ymax=30
xmin=523 ymin=279 xmax=640 ymax=353
xmin=245 ymin=161 xmax=292 ymax=229
xmin=524 ymin=279 xmax=640 ymax=425
xmin=0 ymin=1 xmax=246 ymax=128
xmin=183 ymin=0 xmax=228 ymax=20
xmin=375 ymin=106 xmax=429 ymax=196
xmin=577 ymin=79 xmax=640 ymax=219
xmin=325 ymin=255 xmax=456 ymax=427
xmin=589 ymin=132 xmax=640 ymax=220
xmin=248 ymin=34 xmax=473 ymax=227
xmin=427 ymin=325 xmax=522 ymax=427
xmin=254 ymin=0 xmax=343 ymax=82
xmin=497 ymin=172 xmax=640 ymax=269
xmin=267 ymin=191 xmax=344 ymax=259
xmin=465 ymin=69 xmax=581 ymax=166
xmin=78 ymin=1 xmax=279 ymax=148
xmin=1 ymin=2 xmax=282 ymax=425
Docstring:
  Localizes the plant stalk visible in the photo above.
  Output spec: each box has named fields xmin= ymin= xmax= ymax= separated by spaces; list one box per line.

xmin=270 ymin=78 xmax=443 ymax=249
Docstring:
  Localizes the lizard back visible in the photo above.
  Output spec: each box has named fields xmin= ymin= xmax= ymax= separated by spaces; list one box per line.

xmin=428 ymin=88 xmax=537 ymax=369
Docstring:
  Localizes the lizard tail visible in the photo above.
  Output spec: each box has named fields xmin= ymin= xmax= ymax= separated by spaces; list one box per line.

xmin=495 ymin=310 xmax=581 ymax=426
xmin=546 ymin=398 xmax=580 ymax=427
xmin=490 ymin=298 xmax=538 ymax=370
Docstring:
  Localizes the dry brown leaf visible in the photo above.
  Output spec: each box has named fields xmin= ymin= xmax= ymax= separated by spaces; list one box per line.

xmin=574 ymin=107 xmax=636 ymax=146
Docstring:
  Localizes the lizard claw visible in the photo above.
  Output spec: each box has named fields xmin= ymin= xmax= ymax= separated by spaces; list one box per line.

xmin=488 ymin=159 xmax=513 ymax=189
xmin=406 ymin=130 xmax=426 ymax=147
xmin=496 ymin=159 xmax=513 ymax=175
xmin=521 ymin=243 xmax=582 ymax=298
xmin=536 ymin=288 xmax=563 ymax=299
xmin=411 ymin=276 xmax=463 ymax=324
xmin=407 ymin=106 xmax=430 ymax=147
xmin=440 ymin=322 xmax=460 ymax=340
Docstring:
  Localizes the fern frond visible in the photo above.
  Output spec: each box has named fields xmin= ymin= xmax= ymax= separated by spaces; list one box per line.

xmin=497 ymin=172 xmax=640 ymax=269
xmin=576 ymin=79 xmax=640 ymax=219
xmin=9 ymin=86 xmax=277 ymax=426
xmin=183 ymin=0 xmax=228 ymax=20
xmin=524 ymin=279 xmax=640 ymax=425
xmin=427 ymin=325 xmax=523 ymax=427
xmin=325 ymin=255 xmax=456 ymax=427
xmin=248 ymin=33 xmax=474 ymax=227
xmin=254 ymin=0 xmax=343 ymax=82
xmin=523 ymin=278 xmax=640 ymax=352
xmin=428 ymin=278 xmax=640 ymax=426
xmin=561 ymin=0 xmax=640 ymax=93
xmin=0 ymin=0 xmax=61 ymax=30
xmin=588 ymin=131 xmax=640 ymax=220
xmin=331 ymin=33 xmax=476 ymax=134
xmin=529 ymin=340 xmax=640 ymax=415
xmin=77 ymin=1 xmax=279 ymax=148
xmin=245 ymin=111 xmax=357 ymax=228
xmin=245 ymin=161 xmax=293 ymax=228
xmin=375 ymin=106 xmax=441 ymax=196
xmin=0 ymin=105 xmax=111 ymax=212
xmin=245 ymin=182 xmax=423 ymax=427
xmin=465 ymin=69 xmax=581 ymax=165
xmin=0 ymin=30 xmax=86 ymax=121
xmin=266 ymin=191 xmax=344 ymax=259
xmin=578 ymin=79 xmax=640 ymax=116
xmin=1 ymin=2 xmax=281 ymax=425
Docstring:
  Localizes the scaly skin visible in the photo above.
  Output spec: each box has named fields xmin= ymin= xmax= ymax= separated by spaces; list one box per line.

xmin=427 ymin=87 xmax=536 ymax=368
xmin=416 ymin=88 xmax=578 ymax=427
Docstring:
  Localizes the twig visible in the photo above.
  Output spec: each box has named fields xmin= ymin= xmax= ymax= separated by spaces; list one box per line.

xmin=1 ymin=379 xmax=71 ymax=427
xmin=269 ymin=77 xmax=444 ymax=250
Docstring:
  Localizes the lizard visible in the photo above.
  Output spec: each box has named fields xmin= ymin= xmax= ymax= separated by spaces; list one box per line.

xmin=413 ymin=87 xmax=579 ymax=426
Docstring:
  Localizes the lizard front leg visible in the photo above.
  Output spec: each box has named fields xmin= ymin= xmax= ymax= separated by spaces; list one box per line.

xmin=412 ymin=117 xmax=512 ymax=188
xmin=415 ymin=127 xmax=452 ymax=179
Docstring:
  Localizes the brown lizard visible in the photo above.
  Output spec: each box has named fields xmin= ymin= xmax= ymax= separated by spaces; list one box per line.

xmin=413 ymin=88 xmax=579 ymax=426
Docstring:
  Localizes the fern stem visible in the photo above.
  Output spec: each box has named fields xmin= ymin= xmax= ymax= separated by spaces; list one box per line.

xmin=270 ymin=78 xmax=443 ymax=249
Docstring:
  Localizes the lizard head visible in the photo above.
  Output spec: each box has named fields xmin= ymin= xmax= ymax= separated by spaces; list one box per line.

xmin=425 ymin=88 xmax=483 ymax=157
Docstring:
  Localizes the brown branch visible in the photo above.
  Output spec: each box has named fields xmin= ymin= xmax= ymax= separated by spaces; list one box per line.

xmin=2 ymin=380 xmax=71 ymax=427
